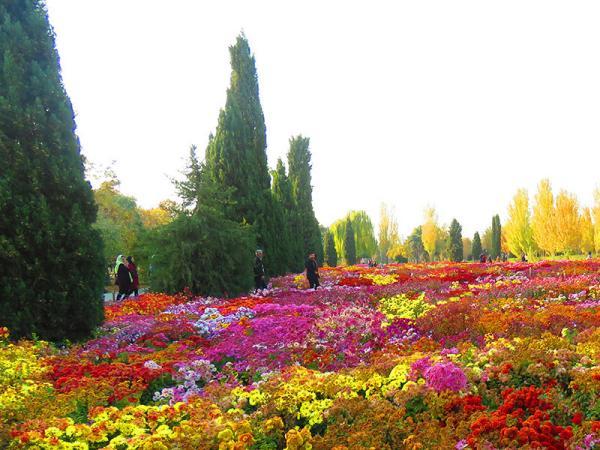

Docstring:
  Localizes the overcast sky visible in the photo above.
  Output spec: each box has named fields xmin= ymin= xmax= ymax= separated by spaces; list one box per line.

xmin=45 ymin=0 xmax=600 ymax=237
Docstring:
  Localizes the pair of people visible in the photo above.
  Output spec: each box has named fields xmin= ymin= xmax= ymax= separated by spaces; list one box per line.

xmin=253 ymin=250 xmax=320 ymax=292
xmin=114 ymin=255 xmax=139 ymax=301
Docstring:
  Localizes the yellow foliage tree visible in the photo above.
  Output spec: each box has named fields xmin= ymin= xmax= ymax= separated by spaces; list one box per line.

xmin=504 ymin=189 xmax=536 ymax=259
xmin=594 ymin=188 xmax=600 ymax=253
xmin=421 ymin=207 xmax=438 ymax=261
xmin=531 ymin=179 xmax=558 ymax=255
xmin=579 ymin=207 xmax=594 ymax=254
xmin=379 ymin=203 xmax=401 ymax=263
xmin=554 ymin=190 xmax=580 ymax=255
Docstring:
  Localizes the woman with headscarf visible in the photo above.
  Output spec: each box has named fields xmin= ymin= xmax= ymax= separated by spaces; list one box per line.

xmin=114 ymin=255 xmax=132 ymax=301
xmin=126 ymin=256 xmax=139 ymax=297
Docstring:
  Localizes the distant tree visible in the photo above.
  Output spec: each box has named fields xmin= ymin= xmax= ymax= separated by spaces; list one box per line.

xmin=481 ymin=227 xmax=493 ymax=255
xmin=330 ymin=210 xmax=377 ymax=260
xmin=491 ymin=215 xmax=502 ymax=259
xmin=472 ymin=232 xmax=482 ymax=261
xmin=504 ymin=189 xmax=536 ymax=259
xmin=447 ymin=219 xmax=463 ymax=262
xmin=554 ymin=190 xmax=580 ymax=255
xmin=462 ymin=237 xmax=472 ymax=261
xmin=532 ymin=179 xmax=558 ymax=255
xmin=378 ymin=203 xmax=393 ymax=263
xmin=421 ymin=208 xmax=438 ymax=261
xmin=405 ymin=227 xmax=427 ymax=262
xmin=593 ymin=188 xmax=600 ymax=253
xmin=344 ymin=219 xmax=357 ymax=265
xmin=323 ymin=230 xmax=338 ymax=267
xmin=580 ymin=207 xmax=594 ymax=254
xmin=0 ymin=1 xmax=104 ymax=340
xmin=271 ymin=158 xmax=298 ymax=272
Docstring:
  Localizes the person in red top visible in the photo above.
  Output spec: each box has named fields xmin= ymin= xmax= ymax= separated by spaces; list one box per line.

xmin=126 ymin=256 xmax=140 ymax=297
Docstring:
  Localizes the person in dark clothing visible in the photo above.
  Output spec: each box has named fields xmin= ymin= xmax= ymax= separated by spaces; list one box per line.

xmin=521 ymin=253 xmax=528 ymax=262
xmin=305 ymin=252 xmax=320 ymax=290
xmin=115 ymin=254 xmax=132 ymax=301
xmin=479 ymin=253 xmax=487 ymax=263
xmin=253 ymin=250 xmax=267 ymax=291
xmin=126 ymin=256 xmax=139 ymax=297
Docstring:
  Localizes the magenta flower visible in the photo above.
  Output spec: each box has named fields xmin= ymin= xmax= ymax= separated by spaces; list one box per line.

xmin=424 ymin=361 xmax=467 ymax=392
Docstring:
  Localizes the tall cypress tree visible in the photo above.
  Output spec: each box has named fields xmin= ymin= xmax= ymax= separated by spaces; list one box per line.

xmin=271 ymin=159 xmax=301 ymax=272
xmin=0 ymin=1 xmax=104 ymax=340
xmin=287 ymin=135 xmax=323 ymax=263
xmin=448 ymin=219 xmax=463 ymax=262
xmin=492 ymin=214 xmax=502 ymax=259
xmin=344 ymin=219 xmax=357 ymax=265
xmin=205 ymin=34 xmax=286 ymax=275
xmin=323 ymin=230 xmax=338 ymax=267
xmin=472 ymin=232 xmax=482 ymax=262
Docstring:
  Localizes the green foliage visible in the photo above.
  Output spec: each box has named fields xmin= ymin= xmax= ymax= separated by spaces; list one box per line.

xmin=404 ymin=227 xmax=428 ymax=263
xmin=147 ymin=152 xmax=255 ymax=296
xmin=287 ymin=136 xmax=323 ymax=264
xmin=344 ymin=219 xmax=357 ymax=265
xmin=323 ymin=230 xmax=338 ymax=267
xmin=447 ymin=219 xmax=463 ymax=262
xmin=492 ymin=214 xmax=502 ymax=259
xmin=472 ymin=232 xmax=483 ymax=261
xmin=330 ymin=210 xmax=377 ymax=259
xmin=0 ymin=0 xmax=104 ymax=340
xmin=204 ymin=34 xmax=286 ymax=276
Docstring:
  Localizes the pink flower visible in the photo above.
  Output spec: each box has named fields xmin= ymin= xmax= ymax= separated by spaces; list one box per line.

xmin=424 ymin=361 xmax=467 ymax=392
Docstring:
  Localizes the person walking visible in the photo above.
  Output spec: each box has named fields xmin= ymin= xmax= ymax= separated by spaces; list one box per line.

xmin=126 ymin=256 xmax=139 ymax=297
xmin=305 ymin=252 xmax=320 ymax=290
xmin=253 ymin=250 xmax=267 ymax=291
xmin=114 ymin=254 xmax=132 ymax=301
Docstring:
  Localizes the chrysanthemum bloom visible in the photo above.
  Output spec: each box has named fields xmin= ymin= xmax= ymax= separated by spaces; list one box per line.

xmin=424 ymin=361 xmax=467 ymax=392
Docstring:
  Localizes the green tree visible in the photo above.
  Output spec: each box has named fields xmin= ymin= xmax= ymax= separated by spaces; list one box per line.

xmin=204 ymin=34 xmax=286 ymax=275
xmin=323 ymin=230 xmax=338 ymax=267
xmin=491 ymin=215 xmax=501 ymax=259
xmin=271 ymin=159 xmax=301 ymax=272
xmin=447 ymin=219 xmax=463 ymax=262
xmin=287 ymin=135 xmax=323 ymax=264
xmin=344 ymin=219 xmax=357 ymax=265
xmin=330 ymin=210 xmax=377 ymax=260
xmin=404 ymin=227 xmax=428 ymax=263
xmin=148 ymin=149 xmax=254 ymax=295
xmin=0 ymin=1 xmax=104 ymax=340
xmin=472 ymin=232 xmax=482 ymax=261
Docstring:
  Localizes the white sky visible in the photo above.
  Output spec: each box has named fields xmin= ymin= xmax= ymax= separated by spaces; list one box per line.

xmin=45 ymin=0 xmax=600 ymax=238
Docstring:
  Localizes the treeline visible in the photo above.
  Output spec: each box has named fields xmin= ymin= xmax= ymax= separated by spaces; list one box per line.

xmin=93 ymin=35 xmax=322 ymax=296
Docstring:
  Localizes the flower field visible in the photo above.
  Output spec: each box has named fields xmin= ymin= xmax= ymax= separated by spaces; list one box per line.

xmin=1 ymin=261 xmax=599 ymax=449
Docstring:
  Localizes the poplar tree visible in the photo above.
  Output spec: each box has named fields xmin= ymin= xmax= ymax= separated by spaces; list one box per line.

xmin=344 ymin=219 xmax=357 ymax=265
xmin=287 ymin=135 xmax=323 ymax=263
xmin=0 ymin=0 xmax=105 ymax=340
xmin=491 ymin=215 xmax=502 ymax=259
xmin=472 ymin=232 xmax=482 ymax=262
xmin=204 ymin=34 xmax=286 ymax=274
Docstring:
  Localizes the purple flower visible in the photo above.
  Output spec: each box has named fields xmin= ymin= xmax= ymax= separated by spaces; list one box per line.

xmin=424 ymin=362 xmax=467 ymax=392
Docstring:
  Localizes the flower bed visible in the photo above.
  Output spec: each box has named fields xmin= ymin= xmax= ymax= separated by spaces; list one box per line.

xmin=1 ymin=261 xmax=599 ymax=449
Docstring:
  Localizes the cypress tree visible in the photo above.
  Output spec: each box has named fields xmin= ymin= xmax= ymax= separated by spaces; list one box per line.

xmin=448 ymin=219 xmax=463 ymax=262
xmin=492 ymin=214 xmax=502 ymax=259
xmin=205 ymin=34 xmax=286 ymax=275
xmin=271 ymin=159 xmax=300 ymax=272
xmin=287 ymin=135 xmax=323 ymax=263
xmin=472 ymin=232 xmax=483 ymax=262
xmin=344 ymin=219 xmax=357 ymax=265
xmin=323 ymin=230 xmax=338 ymax=267
xmin=0 ymin=0 xmax=105 ymax=340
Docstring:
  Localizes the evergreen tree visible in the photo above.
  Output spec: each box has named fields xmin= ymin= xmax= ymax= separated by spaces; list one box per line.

xmin=344 ymin=219 xmax=357 ymax=265
xmin=0 ymin=1 xmax=104 ymax=340
xmin=448 ymin=219 xmax=463 ymax=262
xmin=405 ymin=226 xmax=427 ymax=262
xmin=148 ymin=148 xmax=254 ymax=295
xmin=491 ymin=215 xmax=502 ymax=259
xmin=472 ymin=232 xmax=483 ymax=262
xmin=287 ymin=135 xmax=323 ymax=263
xmin=204 ymin=34 xmax=286 ymax=275
xmin=271 ymin=159 xmax=300 ymax=272
xmin=323 ymin=230 xmax=338 ymax=267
